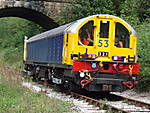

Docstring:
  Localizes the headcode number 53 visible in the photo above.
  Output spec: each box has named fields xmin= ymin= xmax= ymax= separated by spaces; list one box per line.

xmin=98 ymin=40 xmax=109 ymax=47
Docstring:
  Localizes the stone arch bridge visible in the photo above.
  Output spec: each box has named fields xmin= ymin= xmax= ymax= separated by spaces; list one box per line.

xmin=0 ymin=0 xmax=72 ymax=29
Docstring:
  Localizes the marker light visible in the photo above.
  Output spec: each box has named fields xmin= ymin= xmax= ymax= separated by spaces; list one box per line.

xmin=92 ymin=63 xmax=97 ymax=68
xmin=80 ymin=72 xmax=85 ymax=78
xmin=113 ymin=56 xmax=118 ymax=60
xmin=87 ymin=55 xmax=92 ymax=59
xmin=87 ymin=54 xmax=96 ymax=59
xmin=79 ymin=56 xmax=82 ymax=59
xmin=112 ymin=56 xmax=125 ymax=61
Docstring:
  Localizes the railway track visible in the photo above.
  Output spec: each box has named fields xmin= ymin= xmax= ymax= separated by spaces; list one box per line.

xmin=67 ymin=91 xmax=127 ymax=113
xmin=22 ymin=79 xmax=150 ymax=113
xmin=66 ymin=91 xmax=149 ymax=113
xmin=108 ymin=94 xmax=150 ymax=113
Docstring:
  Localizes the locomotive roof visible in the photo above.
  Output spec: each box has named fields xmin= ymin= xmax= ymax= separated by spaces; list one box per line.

xmin=27 ymin=14 xmax=137 ymax=43
xmin=26 ymin=22 xmax=73 ymax=43
xmin=66 ymin=14 xmax=137 ymax=36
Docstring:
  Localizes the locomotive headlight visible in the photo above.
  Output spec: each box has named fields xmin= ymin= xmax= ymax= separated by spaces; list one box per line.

xmin=113 ymin=56 xmax=118 ymax=60
xmin=112 ymin=56 xmax=125 ymax=61
xmin=87 ymin=55 xmax=93 ymax=59
xmin=79 ymin=56 xmax=83 ymax=59
xmin=80 ymin=72 xmax=85 ymax=78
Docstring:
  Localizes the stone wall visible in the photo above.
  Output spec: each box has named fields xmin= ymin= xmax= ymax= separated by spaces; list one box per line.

xmin=0 ymin=0 xmax=72 ymax=20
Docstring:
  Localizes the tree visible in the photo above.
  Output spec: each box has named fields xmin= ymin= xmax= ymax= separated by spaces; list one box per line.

xmin=120 ymin=0 xmax=140 ymax=25
xmin=137 ymin=0 xmax=150 ymax=22
xmin=111 ymin=0 xmax=126 ymax=16
xmin=120 ymin=0 xmax=150 ymax=25
xmin=59 ymin=0 xmax=116 ymax=24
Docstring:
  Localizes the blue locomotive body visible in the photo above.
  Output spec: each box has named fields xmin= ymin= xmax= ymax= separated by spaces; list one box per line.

xmin=27 ymin=35 xmax=64 ymax=64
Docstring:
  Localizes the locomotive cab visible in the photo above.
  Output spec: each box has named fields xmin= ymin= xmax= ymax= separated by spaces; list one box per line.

xmin=66 ymin=15 xmax=137 ymax=63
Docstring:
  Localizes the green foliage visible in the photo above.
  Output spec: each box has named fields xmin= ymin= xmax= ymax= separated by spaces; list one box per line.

xmin=58 ymin=0 xmax=116 ymax=24
xmin=0 ymin=17 xmax=44 ymax=48
xmin=120 ymin=0 xmax=140 ymax=26
xmin=111 ymin=0 xmax=126 ymax=15
xmin=0 ymin=17 xmax=45 ymax=67
xmin=135 ymin=20 xmax=150 ymax=91
xmin=137 ymin=0 xmax=150 ymax=22
xmin=59 ymin=0 xmax=149 ymax=26
xmin=120 ymin=0 xmax=150 ymax=25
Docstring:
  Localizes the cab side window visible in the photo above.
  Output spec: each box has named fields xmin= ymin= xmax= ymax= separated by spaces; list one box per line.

xmin=78 ymin=21 xmax=94 ymax=46
xmin=115 ymin=22 xmax=130 ymax=48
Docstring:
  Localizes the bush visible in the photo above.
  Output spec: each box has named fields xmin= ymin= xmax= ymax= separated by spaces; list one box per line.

xmin=58 ymin=0 xmax=116 ymax=24
xmin=120 ymin=0 xmax=140 ymax=26
xmin=137 ymin=0 xmax=150 ymax=22
xmin=120 ymin=0 xmax=150 ymax=25
xmin=0 ymin=17 xmax=45 ymax=67
xmin=135 ymin=20 xmax=150 ymax=91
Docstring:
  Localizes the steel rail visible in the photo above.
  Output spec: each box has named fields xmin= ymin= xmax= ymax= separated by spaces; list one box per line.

xmin=111 ymin=94 xmax=150 ymax=110
xmin=65 ymin=91 xmax=130 ymax=113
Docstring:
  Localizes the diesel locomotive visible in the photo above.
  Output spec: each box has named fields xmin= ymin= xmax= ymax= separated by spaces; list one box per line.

xmin=23 ymin=14 xmax=140 ymax=92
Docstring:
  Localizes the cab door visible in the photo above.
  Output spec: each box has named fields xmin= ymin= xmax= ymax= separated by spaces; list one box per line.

xmin=96 ymin=19 xmax=114 ymax=61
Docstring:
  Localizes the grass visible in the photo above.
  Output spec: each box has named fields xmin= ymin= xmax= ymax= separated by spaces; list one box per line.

xmin=0 ymin=66 xmax=75 ymax=113
xmin=0 ymin=18 xmax=76 ymax=113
